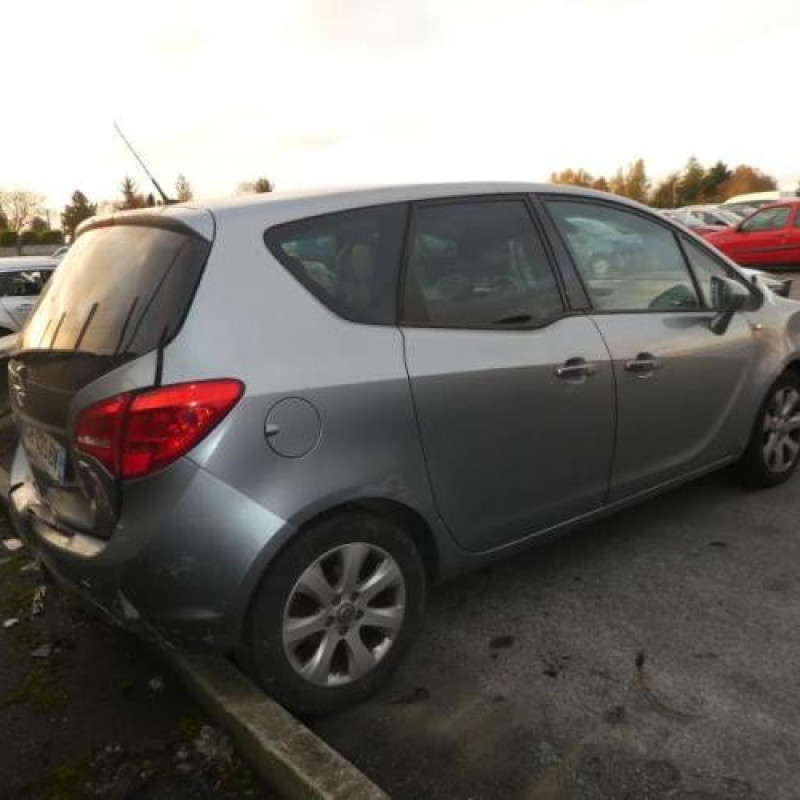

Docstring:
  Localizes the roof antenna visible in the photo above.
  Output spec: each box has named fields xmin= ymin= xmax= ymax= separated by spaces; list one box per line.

xmin=113 ymin=122 xmax=173 ymax=205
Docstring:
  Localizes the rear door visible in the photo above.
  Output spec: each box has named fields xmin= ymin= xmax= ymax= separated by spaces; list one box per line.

xmin=400 ymin=196 xmax=615 ymax=552
xmin=10 ymin=218 xmax=211 ymax=538
xmin=543 ymin=197 xmax=756 ymax=501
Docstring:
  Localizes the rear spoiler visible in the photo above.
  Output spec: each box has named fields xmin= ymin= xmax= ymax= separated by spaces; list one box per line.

xmin=76 ymin=207 xmax=214 ymax=242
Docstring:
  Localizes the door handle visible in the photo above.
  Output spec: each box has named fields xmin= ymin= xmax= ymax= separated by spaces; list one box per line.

xmin=625 ymin=352 xmax=660 ymax=375
xmin=556 ymin=357 xmax=597 ymax=380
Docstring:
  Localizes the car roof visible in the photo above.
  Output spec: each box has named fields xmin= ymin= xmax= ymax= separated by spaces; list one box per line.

xmin=83 ymin=182 xmax=652 ymax=239
xmin=197 ymin=182 xmax=643 ymax=216
xmin=0 ymin=256 xmax=57 ymax=272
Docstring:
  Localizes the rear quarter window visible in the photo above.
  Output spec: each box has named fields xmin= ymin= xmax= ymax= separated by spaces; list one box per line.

xmin=264 ymin=204 xmax=407 ymax=325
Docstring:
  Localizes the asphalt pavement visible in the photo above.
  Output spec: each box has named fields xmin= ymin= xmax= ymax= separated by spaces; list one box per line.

xmin=313 ymin=467 xmax=800 ymax=799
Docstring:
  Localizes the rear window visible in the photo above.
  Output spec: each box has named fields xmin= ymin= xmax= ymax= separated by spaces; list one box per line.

xmin=20 ymin=223 xmax=209 ymax=356
xmin=264 ymin=204 xmax=407 ymax=324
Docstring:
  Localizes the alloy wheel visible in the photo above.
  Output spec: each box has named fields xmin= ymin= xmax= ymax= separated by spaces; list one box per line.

xmin=282 ymin=542 xmax=406 ymax=687
xmin=762 ymin=386 xmax=800 ymax=473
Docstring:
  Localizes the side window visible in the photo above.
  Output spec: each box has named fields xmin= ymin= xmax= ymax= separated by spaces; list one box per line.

xmin=401 ymin=200 xmax=564 ymax=328
xmin=681 ymin=237 xmax=749 ymax=306
xmin=740 ymin=206 xmax=791 ymax=232
xmin=545 ymin=200 xmax=701 ymax=312
xmin=265 ymin=204 xmax=406 ymax=324
xmin=0 ymin=270 xmax=50 ymax=298
xmin=794 ymin=208 xmax=800 ymax=228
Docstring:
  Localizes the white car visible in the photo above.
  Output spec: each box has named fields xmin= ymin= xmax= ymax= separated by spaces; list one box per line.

xmin=0 ymin=257 xmax=57 ymax=335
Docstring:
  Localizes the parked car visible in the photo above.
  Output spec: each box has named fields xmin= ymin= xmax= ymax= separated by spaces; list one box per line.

xmin=682 ymin=205 xmax=740 ymax=228
xmin=659 ymin=208 xmax=725 ymax=238
xmin=9 ymin=185 xmax=800 ymax=714
xmin=705 ymin=200 xmax=800 ymax=268
xmin=0 ymin=257 xmax=56 ymax=336
xmin=724 ymin=190 xmax=797 ymax=208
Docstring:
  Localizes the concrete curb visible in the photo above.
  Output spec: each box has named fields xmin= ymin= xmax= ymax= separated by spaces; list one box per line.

xmin=163 ymin=649 xmax=389 ymax=800
xmin=0 ymin=453 xmax=388 ymax=800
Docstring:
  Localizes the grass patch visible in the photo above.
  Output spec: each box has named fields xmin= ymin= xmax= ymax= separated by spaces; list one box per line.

xmin=16 ymin=756 xmax=95 ymax=800
xmin=6 ymin=666 xmax=69 ymax=714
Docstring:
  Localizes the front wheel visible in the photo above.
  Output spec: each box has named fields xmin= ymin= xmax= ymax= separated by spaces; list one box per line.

xmin=738 ymin=372 xmax=800 ymax=487
xmin=244 ymin=512 xmax=426 ymax=715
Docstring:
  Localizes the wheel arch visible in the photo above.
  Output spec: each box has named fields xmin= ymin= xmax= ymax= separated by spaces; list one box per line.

xmin=290 ymin=497 xmax=441 ymax=586
xmin=233 ymin=494 xmax=443 ymax=648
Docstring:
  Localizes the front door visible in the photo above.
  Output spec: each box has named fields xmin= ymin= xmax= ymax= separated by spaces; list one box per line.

xmin=730 ymin=205 xmax=794 ymax=266
xmin=544 ymin=197 xmax=756 ymax=501
xmin=400 ymin=197 xmax=615 ymax=552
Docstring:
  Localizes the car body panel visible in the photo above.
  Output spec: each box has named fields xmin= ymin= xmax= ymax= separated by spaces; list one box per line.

xmin=402 ymin=316 xmax=615 ymax=551
xmin=590 ymin=311 xmax=757 ymax=499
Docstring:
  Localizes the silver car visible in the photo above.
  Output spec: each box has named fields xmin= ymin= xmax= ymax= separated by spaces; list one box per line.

xmin=8 ymin=184 xmax=800 ymax=714
xmin=0 ymin=256 xmax=56 ymax=335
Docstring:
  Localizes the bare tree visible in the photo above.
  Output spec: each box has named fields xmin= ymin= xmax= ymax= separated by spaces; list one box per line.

xmin=0 ymin=189 xmax=45 ymax=253
xmin=175 ymin=174 xmax=194 ymax=203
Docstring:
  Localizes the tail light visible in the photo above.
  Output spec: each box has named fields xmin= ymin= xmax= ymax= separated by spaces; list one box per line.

xmin=75 ymin=380 xmax=244 ymax=479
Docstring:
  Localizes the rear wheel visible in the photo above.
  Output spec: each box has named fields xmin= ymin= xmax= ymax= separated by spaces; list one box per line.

xmin=738 ymin=372 xmax=800 ymax=487
xmin=244 ymin=511 xmax=426 ymax=715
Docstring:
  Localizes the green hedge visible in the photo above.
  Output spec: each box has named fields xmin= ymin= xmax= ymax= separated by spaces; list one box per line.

xmin=40 ymin=229 xmax=64 ymax=244
xmin=0 ymin=229 xmax=64 ymax=247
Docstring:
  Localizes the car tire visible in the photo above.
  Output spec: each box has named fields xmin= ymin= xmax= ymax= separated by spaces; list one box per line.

xmin=738 ymin=371 xmax=800 ymax=487
xmin=243 ymin=511 xmax=426 ymax=716
xmin=0 ymin=327 xmax=13 ymax=338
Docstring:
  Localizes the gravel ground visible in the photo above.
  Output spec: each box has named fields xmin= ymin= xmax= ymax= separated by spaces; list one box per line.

xmin=0 ymin=415 xmax=271 ymax=800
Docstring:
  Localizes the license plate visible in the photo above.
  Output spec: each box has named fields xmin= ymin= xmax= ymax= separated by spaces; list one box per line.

xmin=23 ymin=425 xmax=67 ymax=483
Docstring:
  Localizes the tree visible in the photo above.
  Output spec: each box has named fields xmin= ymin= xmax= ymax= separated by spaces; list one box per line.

xmin=719 ymin=165 xmax=777 ymax=200
xmin=608 ymin=159 xmax=649 ymax=203
xmin=0 ymin=207 xmax=7 ymax=230
xmin=238 ymin=177 xmax=274 ymax=194
xmin=675 ymin=156 xmax=705 ymax=206
xmin=61 ymin=190 xmax=97 ymax=240
xmin=29 ymin=216 xmax=48 ymax=232
xmin=550 ymin=168 xmax=594 ymax=187
xmin=701 ymin=161 xmax=731 ymax=203
xmin=175 ymin=174 xmax=193 ymax=202
xmin=591 ymin=176 xmax=609 ymax=192
xmin=117 ymin=176 xmax=147 ymax=210
xmin=0 ymin=189 xmax=45 ymax=253
xmin=649 ymin=172 xmax=681 ymax=208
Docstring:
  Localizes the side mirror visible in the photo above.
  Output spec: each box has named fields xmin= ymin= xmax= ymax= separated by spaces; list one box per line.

xmin=710 ymin=276 xmax=750 ymax=335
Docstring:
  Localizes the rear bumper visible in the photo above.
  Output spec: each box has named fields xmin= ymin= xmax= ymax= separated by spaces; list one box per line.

xmin=8 ymin=446 xmax=293 ymax=651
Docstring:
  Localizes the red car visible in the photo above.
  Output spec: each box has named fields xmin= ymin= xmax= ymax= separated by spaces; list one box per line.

xmin=705 ymin=199 xmax=800 ymax=268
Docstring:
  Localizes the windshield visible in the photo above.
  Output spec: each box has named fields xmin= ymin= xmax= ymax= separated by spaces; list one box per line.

xmin=21 ymin=223 xmax=209 ymax=357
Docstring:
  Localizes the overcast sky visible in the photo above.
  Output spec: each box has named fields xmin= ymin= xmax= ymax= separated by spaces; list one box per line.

xmin=4 ymin=0 xmax=799 ymax=211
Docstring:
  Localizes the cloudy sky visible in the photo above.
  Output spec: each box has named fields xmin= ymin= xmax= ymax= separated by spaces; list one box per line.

xmin=3 ymin=0 xmax=799 ymax=211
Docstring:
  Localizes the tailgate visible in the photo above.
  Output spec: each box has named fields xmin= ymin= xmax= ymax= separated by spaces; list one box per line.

xmin=11 ymin=215 xmax=212 ymax=539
